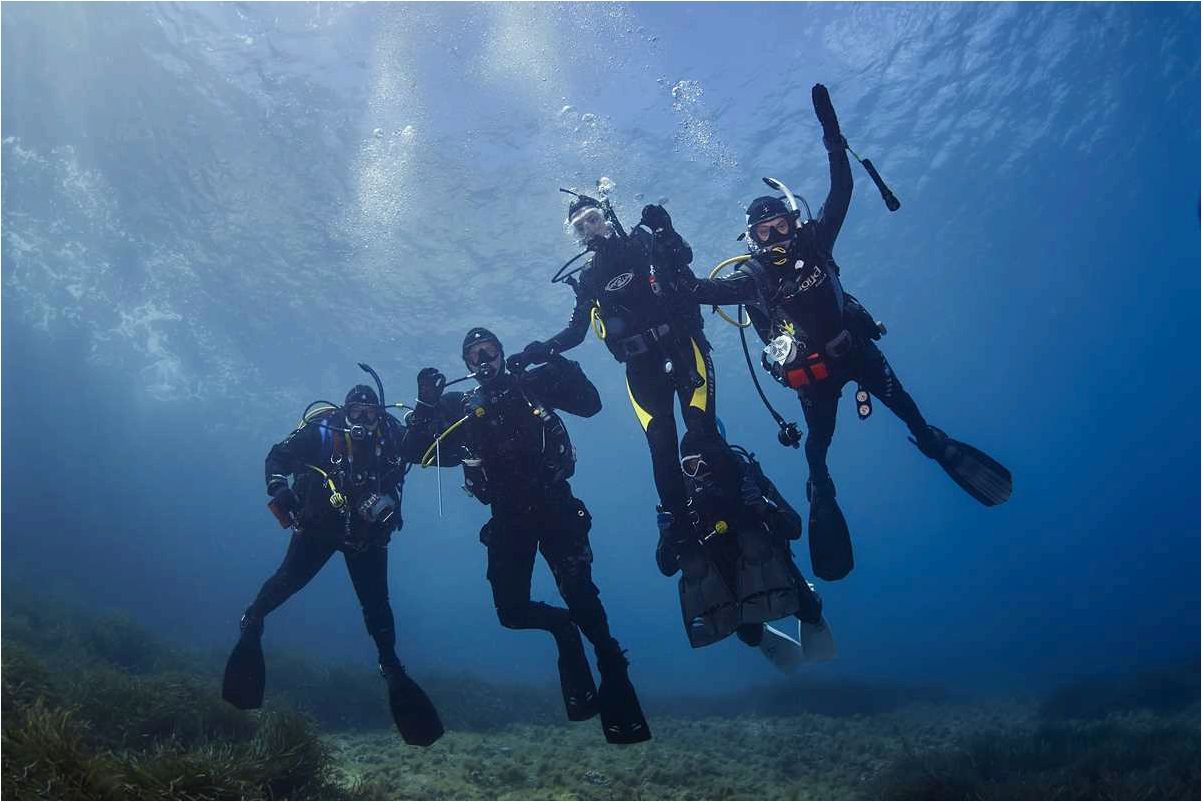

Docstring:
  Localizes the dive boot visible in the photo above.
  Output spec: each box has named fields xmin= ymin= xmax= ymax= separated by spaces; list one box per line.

xmin=380 ymin=663 xmax=444 ymax=747
xmin=654 ymin=507 xmax=688 ymax=577
xmin=596 ymin=650 xmax=651 ymax=745
xmin=678 ymin=544 xmax=740 ymax=648
xmin=222 ymin=614 xmax=265 ymax=710
xmin=552 ymin=624 xmax=599 ymax=722
xmin=914 ymin=426 xmax=1012 ymax=507
xmin=806 ymin=477 xmax=854 ymax=582
xmin=734 ymin=525 xmax=801 ymax=624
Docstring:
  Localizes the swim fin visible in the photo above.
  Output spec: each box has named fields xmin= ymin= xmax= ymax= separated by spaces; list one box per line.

xmin=914 ymin=426 xmax=1012 ymax=507
xmin=799 ymin=616 xmax=837 ymax=663
xmin=807 ymin=478 xmax=854 ymax=582
xmin=380 ymin=663 xmax=444 ymax=747
xmin=596 ymin=651 xmax=651 ymax=745
xmin=735 ymin=525 xmax=802 ymax=624
xmin=553 ymin=624 xmax=599 ymax=722
xmin=678 ymin=546 xmax=740 ymax=648
xmin=758 ymin=622 xmax=804 ymax=673
xmin=222 ymin=617 xmax=265 ymax=710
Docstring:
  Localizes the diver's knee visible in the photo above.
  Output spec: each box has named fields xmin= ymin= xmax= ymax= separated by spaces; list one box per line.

xmin=495 ymin=605 xmax=524 ymax=629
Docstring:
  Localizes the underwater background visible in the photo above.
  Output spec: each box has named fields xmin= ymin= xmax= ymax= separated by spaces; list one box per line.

xmin=2 ymin=2 xmax=1199 ymax=799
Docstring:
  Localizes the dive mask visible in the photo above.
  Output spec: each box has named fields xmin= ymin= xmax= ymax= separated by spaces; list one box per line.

xmin=568 ymin=206 xmax=610 ymax=246
xmin=681 ymin=453 xmax=708 ymax=479
xmin=345 ymin=405 xmax=380 ymax=441
xmin=465 ymin=340 xmax=503 ymax=382
xmin=751 ymin=215 xmax=793 ymax=246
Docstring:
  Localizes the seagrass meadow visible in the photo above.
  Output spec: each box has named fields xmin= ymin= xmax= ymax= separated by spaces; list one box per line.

xmin=3 ymin=589 xmax=1197 ymax=800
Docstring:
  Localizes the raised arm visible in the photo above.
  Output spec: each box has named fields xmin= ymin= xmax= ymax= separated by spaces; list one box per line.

xmin=402 ymin=368 xmax=471 ymax=466
xmin=811 ymin=83 xmax=853 ymax=253
xmin=740 ymin=458 xmax=802 ymax=542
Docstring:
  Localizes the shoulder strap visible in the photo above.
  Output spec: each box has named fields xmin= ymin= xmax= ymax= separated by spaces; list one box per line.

xmin=735 ymin=258 xmax=773 ymax=318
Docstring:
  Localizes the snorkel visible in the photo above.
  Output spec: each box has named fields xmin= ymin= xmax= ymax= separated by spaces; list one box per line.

xmin=763 ymin=176 xmax=813 ymax=222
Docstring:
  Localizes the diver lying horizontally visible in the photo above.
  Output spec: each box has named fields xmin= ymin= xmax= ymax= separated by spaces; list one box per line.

xmin=405 ymin=328 xmax=651 ymax=745
xmin=222 ymin=371 xmax=444 ymax=747
xmin=665 ymin=430 xmax=835 ymax=668
xmin=680 ymin=84 xmax=1012 ymax=582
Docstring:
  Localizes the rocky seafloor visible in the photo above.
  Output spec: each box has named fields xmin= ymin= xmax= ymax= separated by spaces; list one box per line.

xmin=3 ymin=588 xmax=1198 ymax=800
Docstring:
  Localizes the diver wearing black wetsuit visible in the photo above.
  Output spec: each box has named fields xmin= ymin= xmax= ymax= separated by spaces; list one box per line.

xmin=682 ymin=84 xmax=1011 ymax=581
xmin=222 ymin=383 xmax=443 ymax=748
xmin=673 ymin=430 xmax=825 ymax=650
xmin=513 ymin=197 xmax=720 ymax=568
xmin=406 ymin=328 xmax=650 ymax=745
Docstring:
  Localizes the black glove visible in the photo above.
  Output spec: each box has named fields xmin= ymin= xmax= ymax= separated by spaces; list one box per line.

xmin=740 ymin=473 xmax=769 ymax=515
xmin=640 ymin=204 xmax=673 ymax=235
xmin=270 ymin=485 xmax=300 ymax=515
xmin=517 ymin=340 xmax=555 ymax=368
xmin=811 ymin=83 xmax=842 ymax=140
xmin=416 ymin=367 xmax=446 ymax=408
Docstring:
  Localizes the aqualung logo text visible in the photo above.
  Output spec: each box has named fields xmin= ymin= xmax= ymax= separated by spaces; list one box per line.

xmin=605 ymin=272 xmax=634 ymax=292
xmin=797 ymin=263 xmax=824 ymax=293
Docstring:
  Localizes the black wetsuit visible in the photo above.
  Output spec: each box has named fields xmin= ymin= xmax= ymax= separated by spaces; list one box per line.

xmin=685 ymin=444 xmax=822 ymax=645
xmin=244 ymin=411 xmax=410 ymax=667
xmin=404 ymin=357 xmax=623 ymax=663
xmin=543 ymin=225 xmax=719 ymax=524
xmin=683 ymin=143 xmax=930 ymax=484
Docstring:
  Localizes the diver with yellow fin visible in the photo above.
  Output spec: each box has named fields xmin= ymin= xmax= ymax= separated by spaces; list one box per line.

xmin=405 ymin=328 xmax=650 ymax=745
xmin=221 ymin=366 xmax=444 ymax=748
xmin=680 ymin=84 xmax=1012 ymax=582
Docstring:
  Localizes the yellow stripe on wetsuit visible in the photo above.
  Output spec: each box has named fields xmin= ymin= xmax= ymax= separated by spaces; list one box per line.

xmin=625 ymin=336 xmax=709 ymax=432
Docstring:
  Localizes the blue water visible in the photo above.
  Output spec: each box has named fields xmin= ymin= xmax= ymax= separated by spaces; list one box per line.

xmin=2 ymin=2 xmax=1198 ymax=700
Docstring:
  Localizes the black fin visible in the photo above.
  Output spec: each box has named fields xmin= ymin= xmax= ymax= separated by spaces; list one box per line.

xmin=382 ymin=665 xmax=445 ymax=747
xmin=221 ymin=633 xmax=265 ymax=710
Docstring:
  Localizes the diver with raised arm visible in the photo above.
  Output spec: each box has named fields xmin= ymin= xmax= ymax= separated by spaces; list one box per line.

xmin=681 ymin=84 xmax=1012 ymax=581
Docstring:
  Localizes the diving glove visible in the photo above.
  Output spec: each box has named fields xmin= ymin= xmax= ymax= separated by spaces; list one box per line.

xmin=270 ymin=485 xmax=300 ymax=514
xmin=740 ymin=472 xmax=770 ymax=515
xmin=511 ymin=340 xmax=555 ymax=370
xmin=416 ymin=367 xmax=446 ymax=408
xmin=640 ymin=204 xmax=673 ymax=235
xmin=811 ymin=83 xmax=844 ymax=144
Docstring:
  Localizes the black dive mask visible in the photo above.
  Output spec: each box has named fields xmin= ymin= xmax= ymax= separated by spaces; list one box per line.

xmin=343 ymin=390 xmax=381 ymax=441
xmin=345 ymin=410 xmax=379 ymax=442
xmin=467 ymin=346 xmax=504 ymax=385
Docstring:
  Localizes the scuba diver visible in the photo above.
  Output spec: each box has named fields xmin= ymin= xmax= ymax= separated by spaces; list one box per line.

xmin=508 ymin=188 xmax=721 ymax=574
xmin=680 ymin=84 xmax=1012 ymax=582
xmin=222 ymin=371 xmax=444 ymax=748
xmin=670 ymin=429 xmax=835 ymax=669
xmin=405 ymin=328 xmax=651 ymax=745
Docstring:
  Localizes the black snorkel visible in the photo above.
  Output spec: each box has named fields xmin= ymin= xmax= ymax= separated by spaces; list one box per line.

xmin=358 ymin=362 xmax=387 ymax=409
xmin=346 ymin=362 xmax=387 ymax=441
